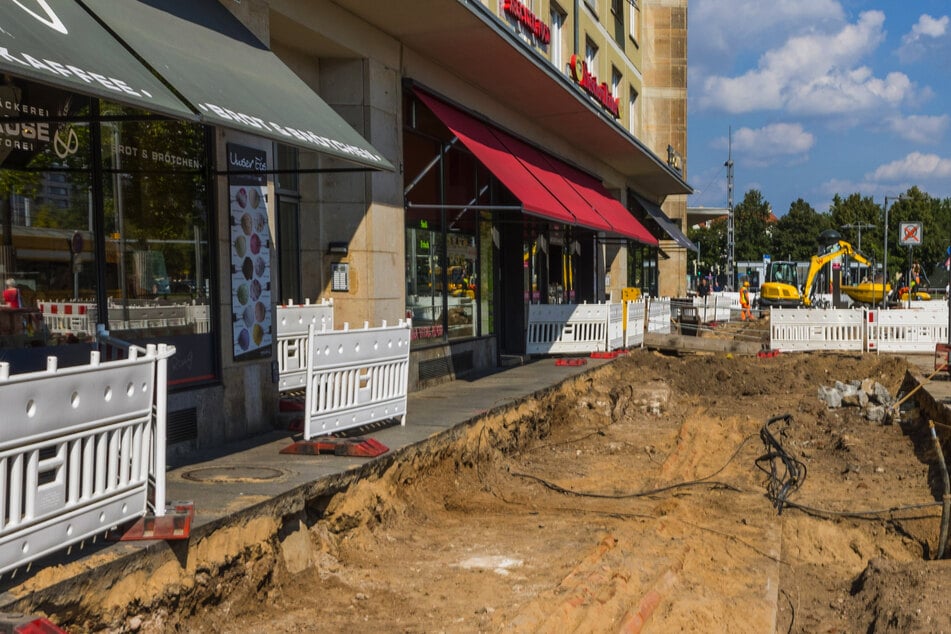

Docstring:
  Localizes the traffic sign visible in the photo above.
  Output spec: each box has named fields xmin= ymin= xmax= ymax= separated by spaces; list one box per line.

xmin=899 ymin=222 xmax=922 ymax=246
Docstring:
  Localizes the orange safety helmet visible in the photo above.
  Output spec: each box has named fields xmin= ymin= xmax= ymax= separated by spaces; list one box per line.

xmin=743 ymin=281 xmax=749 ymax=288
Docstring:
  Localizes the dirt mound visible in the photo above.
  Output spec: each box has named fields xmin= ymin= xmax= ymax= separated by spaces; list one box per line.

xmin=27 ymin=349 xmax=951 ymax=633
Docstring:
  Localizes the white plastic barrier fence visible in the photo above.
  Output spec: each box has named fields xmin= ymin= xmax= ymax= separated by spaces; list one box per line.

xmin=692 ymin=295 xmax=732 ymax=323
xmin=646 ymin=298 xmax=672 ymax=334
xmin=526 ymin=303 xmax=619 ymax=355
xmin=40 ymin=301 xmax=210 ymax=334
xmin=38 ymin=301 xmax=97 ymax=334
xmin=303 ymin=319 xmax=410 ymax=438
xmin=770 ymin=308 xmax=867 ymax=352
xmin=607 ymin=303 xmax=624 ymax=352
xmin=624 ymin=299 xmax=646 ymax=348
xmin=276 ymin=299 xmax=334 ymax=393
xmin=867 ymin=307 xmax=950 ymax=353
xmin=0 ymin=343 xmax=174 ymax=575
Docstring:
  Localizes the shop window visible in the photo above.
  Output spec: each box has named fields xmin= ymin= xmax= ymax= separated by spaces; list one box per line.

xmin=274 ymin=144 xmax=300 ymax=303
xmin=403 ymin=93 xmax=496 ymax=345
xmin=0 ymin=78 xmax=215 ymax=386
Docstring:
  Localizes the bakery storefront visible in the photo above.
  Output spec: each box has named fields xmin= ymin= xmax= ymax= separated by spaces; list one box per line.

xmin=0 ymin=2 xmax=390 ymax=439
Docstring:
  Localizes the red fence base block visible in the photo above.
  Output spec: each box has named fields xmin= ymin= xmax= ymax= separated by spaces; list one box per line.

xmin=280 ymin=437 xmax=389 ymax=458
xmin=0 ymin=614 xmax=67 ymax=633
xmin=106 ymin=502 xmax=194 ymax=541
xmin=279 ymin=396 xmax=305 ymax=412
xmin=590 ymin=351 xmax=621 ymax=359
xmin=555 ymin=358 xmax=587 ymax=366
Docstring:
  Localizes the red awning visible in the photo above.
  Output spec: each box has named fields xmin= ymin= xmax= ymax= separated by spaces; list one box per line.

xmin=414 ymin=90 xmax=574 ymax=225
xmin=560 ymin=166 xmax=659 ymax=246
xmin=488 ymin=130 xmax=613 ymax=233
xmin=414 ymin=88 xmax=657 ymax=245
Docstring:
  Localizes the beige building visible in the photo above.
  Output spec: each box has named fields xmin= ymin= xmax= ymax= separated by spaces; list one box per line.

xmin=0 ymin=0 xmax=691 ymax=450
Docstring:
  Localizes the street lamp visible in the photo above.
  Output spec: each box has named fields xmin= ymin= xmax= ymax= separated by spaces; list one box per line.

xmin=841 ymin=222 xmax=875 ymax=284
xmin=882 ymin=195 xmax=903 ymax=309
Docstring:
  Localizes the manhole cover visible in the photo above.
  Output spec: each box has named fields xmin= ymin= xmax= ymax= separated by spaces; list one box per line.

xmin=181 ymin=466 xmax=285 ymax=483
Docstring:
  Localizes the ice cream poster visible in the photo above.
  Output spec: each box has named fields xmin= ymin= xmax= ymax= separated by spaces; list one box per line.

xmin=228 ymin=143 xmax=272 ymax=361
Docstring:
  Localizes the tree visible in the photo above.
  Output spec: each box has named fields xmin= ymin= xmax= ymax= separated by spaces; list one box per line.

xmin=733 ymin=189 xmax=772 ymax=262
xmin=688 ymin=217 xmax=726 ymax=276
xmin=828 ymin=193 xmax=882 ymax=262
xmin=771 ymin=198 xmax=830 ymax=261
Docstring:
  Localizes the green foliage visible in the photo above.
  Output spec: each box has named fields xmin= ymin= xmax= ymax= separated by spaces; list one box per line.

xmin=772 ymin=199 xmax=830 ymax=261
xmin=733 ymin=189 xmax=772 ymax=261
xmin=694 ymin=186 xmax=951 ymax=288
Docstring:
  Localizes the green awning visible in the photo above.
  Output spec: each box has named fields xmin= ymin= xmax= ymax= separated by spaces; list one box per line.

xmin=82 ymin=0 xmax=393 ymax=171
xmin=0 ymin=0 xmax=195 ymax=119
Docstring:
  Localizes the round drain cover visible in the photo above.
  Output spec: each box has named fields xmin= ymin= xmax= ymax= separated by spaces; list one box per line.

xmin=181 ymin=466 xmax=285 ymax=483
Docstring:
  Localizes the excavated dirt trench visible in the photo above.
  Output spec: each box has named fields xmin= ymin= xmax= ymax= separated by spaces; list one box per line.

xmin=8 ymin=349 xmax=951 ymax=633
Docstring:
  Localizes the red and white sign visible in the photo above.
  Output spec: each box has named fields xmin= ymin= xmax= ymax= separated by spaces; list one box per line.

xmin=899 ymin=222 xmax=922 ymax=246
xmin=569 ymin=54 xmax=620 ymax=118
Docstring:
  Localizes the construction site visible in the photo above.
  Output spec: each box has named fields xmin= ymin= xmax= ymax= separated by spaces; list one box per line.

xmin=0 ymin=316 xmax=950 ymax=633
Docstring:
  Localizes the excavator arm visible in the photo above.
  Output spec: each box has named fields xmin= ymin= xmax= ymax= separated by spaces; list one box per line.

xmin=802 ymin=241 xmax=872 ymax=307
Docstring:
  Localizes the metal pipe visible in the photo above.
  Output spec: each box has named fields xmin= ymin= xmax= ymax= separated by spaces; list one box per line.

xmin=929 ymin=421 xmax=950 ymax=559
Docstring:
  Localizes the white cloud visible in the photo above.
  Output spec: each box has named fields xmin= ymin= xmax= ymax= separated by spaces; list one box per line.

xmin=887 ymin=114 xmax=950 ymax=144
xmin=867 ymin=152 xmax=951 ymax=181
xmin=698 ymin=11 xmax=918 ymax=116
xmin=690 ymin=0 xmax=844 ymax=69
xmin=714 ymin=124 xmax=814 ymax=165
xmin=898 ymin=14 xmax=950 ymax=62
xmin=907 ymin=14 xmax=949 ymax=40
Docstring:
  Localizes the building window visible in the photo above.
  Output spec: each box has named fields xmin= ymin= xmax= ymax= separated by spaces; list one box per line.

xmin=611 ymin=67 xmax=622 ymax=100
xmin=629 ymin=0 xmax=640 ymax=43
xmin=611 ymin=0 xmax=625 ymax=47
xmin=585 ymin=38 xmax=599 ymax=76
xmin=629 ymin=86 xmax=639 ymax=133
xmin=584 ymin=0 xmax=598 ymax=17
xmin=550 ymin=3 xmax=567 ymax=73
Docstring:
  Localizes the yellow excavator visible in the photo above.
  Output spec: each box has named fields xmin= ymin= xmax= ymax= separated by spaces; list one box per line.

xmin=758 ymin=260 xmax=803 ymax=308
xmin=802 ymin=240 xmax=872 ymax=307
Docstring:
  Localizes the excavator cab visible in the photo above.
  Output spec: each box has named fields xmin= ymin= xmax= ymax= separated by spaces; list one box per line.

xmin=759 ymin=261 xmax=802 ymax=308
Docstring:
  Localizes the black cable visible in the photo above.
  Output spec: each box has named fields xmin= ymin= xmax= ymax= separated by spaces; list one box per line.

xmin=755 ymin=414 xmax=806 ymax=514
xmin=510 ymin=433 xmax=758 ymax=499
xmin=755 ymin=413 xmax=942 ymax=519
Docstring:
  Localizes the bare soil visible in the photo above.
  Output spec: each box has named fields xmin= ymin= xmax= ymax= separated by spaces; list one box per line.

xmin=181 ymin=350 xmax=951 ymax=632
xmin=35 ymin=348 xmax=951 ymax=632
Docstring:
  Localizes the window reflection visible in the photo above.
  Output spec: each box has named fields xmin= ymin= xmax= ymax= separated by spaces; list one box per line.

xmin=0 ymin=79 xmax=215 ymax=385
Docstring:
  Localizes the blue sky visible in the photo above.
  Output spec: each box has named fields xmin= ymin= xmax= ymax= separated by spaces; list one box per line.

xmin=686 ymin=0 xmax=951 ymax=216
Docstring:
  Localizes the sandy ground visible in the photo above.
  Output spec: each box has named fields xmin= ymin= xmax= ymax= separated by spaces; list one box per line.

xmin=27 ymin=344 xmax=951 ymax=633
xmin=100 ymin=348 xmax=949 ymax=634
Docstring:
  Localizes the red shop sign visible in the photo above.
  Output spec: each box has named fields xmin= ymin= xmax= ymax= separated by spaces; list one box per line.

xmin=569 ymin=54 xmax=620 ymax=119
xmin=503 ymin=0 xmax=551 ymax=44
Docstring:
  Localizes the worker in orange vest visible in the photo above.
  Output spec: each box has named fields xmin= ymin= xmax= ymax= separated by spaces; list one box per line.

xmin=739 ymin=280 xmax=753 ymax=321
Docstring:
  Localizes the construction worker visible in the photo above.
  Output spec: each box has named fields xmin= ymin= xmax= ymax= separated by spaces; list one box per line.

xmin=739 ymin=280 xmax=753 ymax=321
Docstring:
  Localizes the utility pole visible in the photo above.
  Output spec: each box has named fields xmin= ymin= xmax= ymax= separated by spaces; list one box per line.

xmin=725 ymin=128 xmax=735 ymax=290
